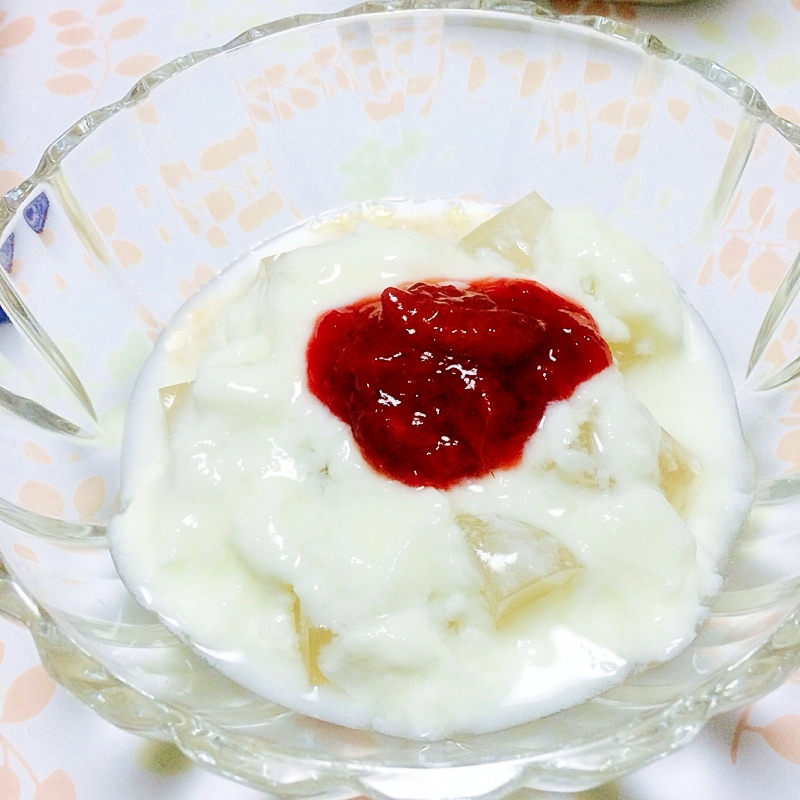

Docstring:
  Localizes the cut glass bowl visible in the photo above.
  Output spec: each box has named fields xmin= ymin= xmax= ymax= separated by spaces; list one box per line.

xmin=1 ymin=1 xmax=800 ymax=797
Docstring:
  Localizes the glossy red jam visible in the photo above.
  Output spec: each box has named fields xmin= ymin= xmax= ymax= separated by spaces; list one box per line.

xmin=306 ymin=279 xmax=612 ymax=489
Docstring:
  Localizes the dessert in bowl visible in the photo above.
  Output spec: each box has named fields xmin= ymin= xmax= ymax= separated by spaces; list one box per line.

xmin=1 ymin=1 xmax=800 ymax=796
xmin=110 ymin=194 xmax=752 ymax=741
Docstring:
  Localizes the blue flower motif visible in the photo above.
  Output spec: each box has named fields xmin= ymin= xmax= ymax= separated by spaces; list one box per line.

xmin=0 ymin=304 xmax=8 ymax=324
xmin=23 ymin=192 xmax=50 ymax=234
xmin=0 ymin=233 xmax=14 ymax=272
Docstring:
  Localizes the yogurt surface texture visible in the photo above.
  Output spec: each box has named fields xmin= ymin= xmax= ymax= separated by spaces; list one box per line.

xmin=109 ymin=201 xmax=753 ymax=738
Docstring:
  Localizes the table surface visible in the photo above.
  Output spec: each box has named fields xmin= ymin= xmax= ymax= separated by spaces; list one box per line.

xmin=2 ymin=1 xmax=800 ymax=797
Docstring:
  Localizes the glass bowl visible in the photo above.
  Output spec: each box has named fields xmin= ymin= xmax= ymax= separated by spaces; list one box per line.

xmin=2 ymin=1 xmax=800 ymax=796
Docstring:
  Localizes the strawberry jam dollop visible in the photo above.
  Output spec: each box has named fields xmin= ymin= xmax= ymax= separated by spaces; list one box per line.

xmin=306 ymin=278 xmax=612 ymax=489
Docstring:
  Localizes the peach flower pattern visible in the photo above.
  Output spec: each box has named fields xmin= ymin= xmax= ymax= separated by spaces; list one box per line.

xmin=47 ymin=1 xmax=158 ymax=101
xmin=699 ymin=183 xmax=794 ymax=294
xmin=732 ymin=704 xmax=800 ymax=767
xmin=151 ymin=126 xmax=287 ymax=253
xmin=0 ymin=662 xmax=76 ymax=800
xmin=0 ymin=12 xmax=34 ymax=56
xmin=0 ymin=12 xmax=34 ymax=193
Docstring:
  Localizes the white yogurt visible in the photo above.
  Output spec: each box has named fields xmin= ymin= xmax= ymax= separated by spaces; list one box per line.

xmin=109 ymin=203 xmax=753 ymax=739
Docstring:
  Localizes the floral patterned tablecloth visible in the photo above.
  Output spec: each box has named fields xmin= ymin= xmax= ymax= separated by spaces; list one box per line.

xmin=2 ymin=1 xmax=800 ymax=798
